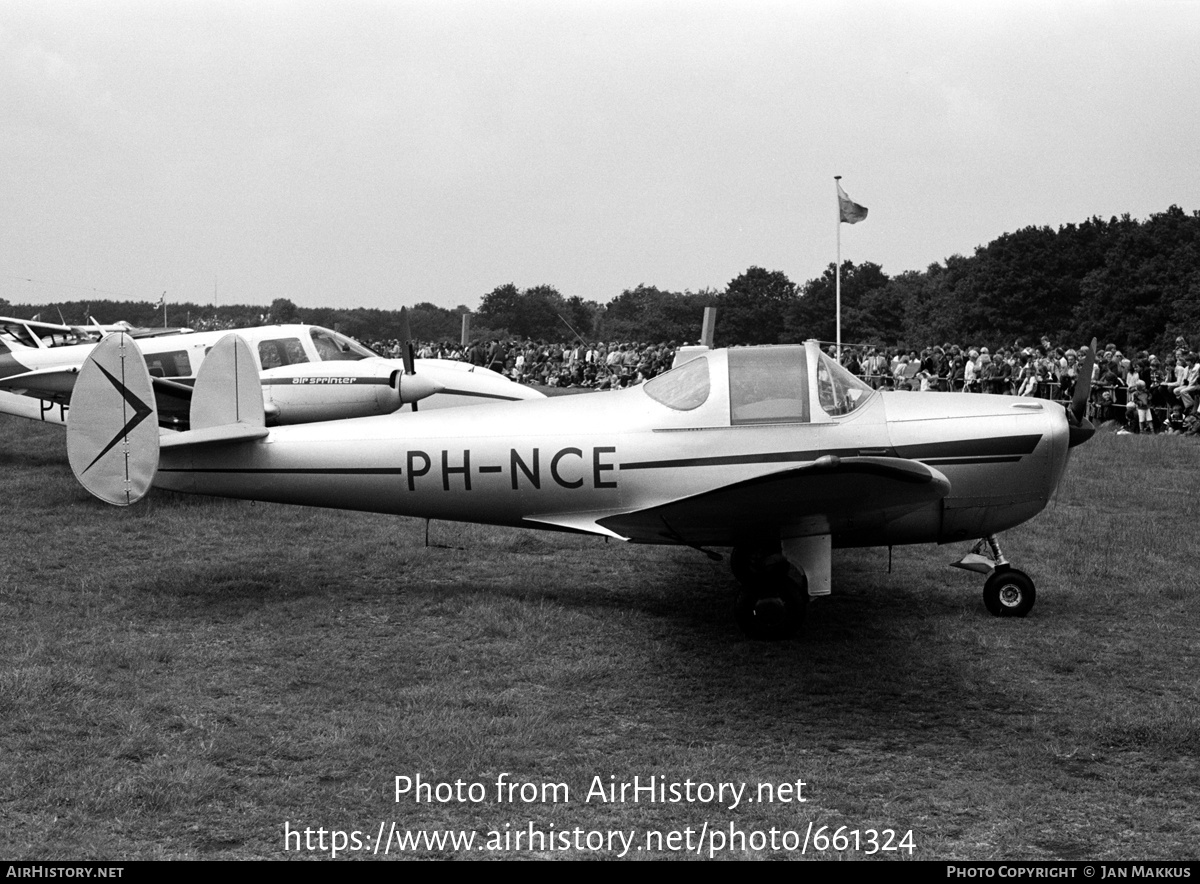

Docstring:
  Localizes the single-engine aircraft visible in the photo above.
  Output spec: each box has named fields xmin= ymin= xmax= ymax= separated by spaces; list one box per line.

xmin=66 ymin=332 xmax=1096 ymax=639
xmin=1 ymin=313 xmax=541 ymax=428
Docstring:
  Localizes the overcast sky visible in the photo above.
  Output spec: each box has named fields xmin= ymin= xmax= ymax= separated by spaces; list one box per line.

xmin=3 ymin=0 xmax=1198 ymax=314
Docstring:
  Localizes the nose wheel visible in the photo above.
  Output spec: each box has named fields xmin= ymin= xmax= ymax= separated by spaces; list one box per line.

xmin=982 ymin=566 xmax=1036 ymax=617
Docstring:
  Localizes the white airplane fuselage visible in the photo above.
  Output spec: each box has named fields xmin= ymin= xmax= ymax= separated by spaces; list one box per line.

xmin=152 ymin=372 xmax=1070 ymax=550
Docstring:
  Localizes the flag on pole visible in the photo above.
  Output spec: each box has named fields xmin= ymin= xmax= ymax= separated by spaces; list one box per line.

xmin=837 ymin=182 xmax=868 ymax=224
xmin=154 ymin=292 xmax=165 ymax=309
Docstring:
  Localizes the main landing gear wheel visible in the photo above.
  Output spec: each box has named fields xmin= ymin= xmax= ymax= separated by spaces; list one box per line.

xmin=983 ymin=567 xmax=1036 ymax=618
xmin=730 ymin=542 xmax=808 ymax=640
xmin=734 ymin=578 xmax=807 ymax=640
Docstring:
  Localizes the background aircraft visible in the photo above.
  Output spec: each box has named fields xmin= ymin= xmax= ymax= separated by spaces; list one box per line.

xmin=1 ymin=312 xmax=541 ymax=428
xmin=67 ymin=331 xmax=1095 ymax=639
xmin=0 ymin=315 xmax=190 ymax=348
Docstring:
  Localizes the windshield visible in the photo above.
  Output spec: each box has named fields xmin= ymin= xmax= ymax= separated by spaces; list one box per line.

xmin=816 ymin=351 xmax=874 ymax=417
xmin=311 ymin=328 xmax=376 ymax=361
xmin=643 ymin=355 xmax=710 ymax=410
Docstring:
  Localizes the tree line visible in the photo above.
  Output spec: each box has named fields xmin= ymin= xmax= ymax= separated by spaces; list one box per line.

xmin=4 ymin=206 xmax=1196 ymax=352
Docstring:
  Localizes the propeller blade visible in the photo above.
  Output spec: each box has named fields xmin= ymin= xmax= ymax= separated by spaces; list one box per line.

xmin=1068 ymin=419 xmax=1095 ymax=448
xmin=1070 ymin=337 xmax=1097 ymax=425
xmin=399 ymin=307 xmax=415 ymax=375
xmin=1067 ymin=337 xmax=1097 ymax=448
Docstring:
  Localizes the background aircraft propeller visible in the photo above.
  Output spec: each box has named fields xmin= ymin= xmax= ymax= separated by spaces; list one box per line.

xmin=391 ymin=306 xmax=440 ymax=410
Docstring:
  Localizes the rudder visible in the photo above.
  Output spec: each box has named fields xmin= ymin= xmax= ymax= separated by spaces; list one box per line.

xmin=66 ymin=332 xmax=160 ymax=505
xmin=190 ymin=333 xmax=265 ymax=431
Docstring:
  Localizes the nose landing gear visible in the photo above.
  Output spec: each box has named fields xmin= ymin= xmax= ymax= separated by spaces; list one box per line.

xmin=952 ymin=535 xmax=1037 ymax=618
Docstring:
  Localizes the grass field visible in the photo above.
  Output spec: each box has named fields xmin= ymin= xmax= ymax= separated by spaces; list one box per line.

xmin=1 ymin=413 xmax=1197 ymax=860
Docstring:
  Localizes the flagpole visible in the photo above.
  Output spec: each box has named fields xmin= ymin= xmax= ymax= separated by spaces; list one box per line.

xmin=834 ymin=176 xmax=842 ymax=360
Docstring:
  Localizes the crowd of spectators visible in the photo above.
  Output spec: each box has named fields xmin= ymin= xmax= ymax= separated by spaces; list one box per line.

xmin=837 ymin=334 xmax=1200 ymax=437
xmin=366 ymin=333 xmax=1200 ymax=438
xmin=370 ymin=338 xmax=679 ymax=390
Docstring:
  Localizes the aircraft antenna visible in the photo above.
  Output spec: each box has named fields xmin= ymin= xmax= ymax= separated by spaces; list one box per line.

xmin=556 ymin=313 xmax=587 ymax=346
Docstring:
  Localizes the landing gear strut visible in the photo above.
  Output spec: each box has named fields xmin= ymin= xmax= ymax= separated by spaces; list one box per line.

xmin=952 ymin=535 xmax=1037 ymax=617
xmin=730 ymin=543 xmax=807 ymax=640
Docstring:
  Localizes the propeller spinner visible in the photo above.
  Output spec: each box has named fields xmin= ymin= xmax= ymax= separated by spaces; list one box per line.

xmin=392 ymin=307 xmax=442 ymax=409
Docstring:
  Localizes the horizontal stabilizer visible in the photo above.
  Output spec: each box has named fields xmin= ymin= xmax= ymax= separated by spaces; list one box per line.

xmin=66 ymin=333 xmax=160 ymax=506
xmin=160 ymin=423 xmax=270 ymax=449
xmin=596 ymin=455 xmax=951 ymax=546
xmin=190 ymin=334 xmax=264 ymax=431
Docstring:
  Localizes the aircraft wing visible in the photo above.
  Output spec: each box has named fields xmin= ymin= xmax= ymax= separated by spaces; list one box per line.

xmin=1 ymin=317 xmax=104 ymax=349
xmin=2 ymin=316 xmax=82 ymax=335
xmin=0 ymin=366 xmax=81 ymax=403
xmin=126 ymin=326 xmax=192 ymax=339
xmin=590 ymin=455 xmax=951 ymax=545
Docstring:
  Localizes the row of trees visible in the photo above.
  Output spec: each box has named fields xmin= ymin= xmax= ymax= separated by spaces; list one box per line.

xmin=5 ymin=206 xmax=1197 ymax=352
xmin=475 ymin=206 xmax=1198 ymax=352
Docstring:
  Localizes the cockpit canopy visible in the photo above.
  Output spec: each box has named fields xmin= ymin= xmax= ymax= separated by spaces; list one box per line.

xmin=643 ymin=342 xmax=874 ymax=424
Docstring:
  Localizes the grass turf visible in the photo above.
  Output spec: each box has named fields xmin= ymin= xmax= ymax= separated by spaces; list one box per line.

xmin=0 ymin=414 xmax=1197 ymax=860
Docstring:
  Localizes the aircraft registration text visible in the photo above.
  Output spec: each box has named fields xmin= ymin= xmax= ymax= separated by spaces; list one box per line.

xmin=405 ymin=446 xmax=618 ymax=491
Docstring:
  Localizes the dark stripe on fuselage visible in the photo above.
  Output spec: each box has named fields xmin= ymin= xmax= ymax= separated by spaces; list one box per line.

xmin=438 ymin=387 xmax=524 ymax=401
xmin=621 ymin=450 xmax=816 ymax=470
xmin=893 ymin=434 xmax=1041 ymax=460
xmin=158 ymin=467 xmax=405 ymax=475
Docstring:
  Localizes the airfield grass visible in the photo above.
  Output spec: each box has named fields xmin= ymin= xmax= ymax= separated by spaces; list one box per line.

xmin=0 ymin=413 xmax=1197 ymax=861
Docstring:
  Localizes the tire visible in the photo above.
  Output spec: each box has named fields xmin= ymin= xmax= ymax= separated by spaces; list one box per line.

xmin=734 ymin=577 xmax=807 ymax=640
xmin=983 ymin=568 xmax=1036 ymax=617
